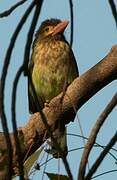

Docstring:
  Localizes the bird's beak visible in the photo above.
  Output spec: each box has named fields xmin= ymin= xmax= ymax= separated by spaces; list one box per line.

xmin=52 ymin=20 xmax=69 ymax=36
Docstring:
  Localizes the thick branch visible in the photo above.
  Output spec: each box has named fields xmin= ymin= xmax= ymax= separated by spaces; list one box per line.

xmin=0 ymin=45 xmax=117 ymax=176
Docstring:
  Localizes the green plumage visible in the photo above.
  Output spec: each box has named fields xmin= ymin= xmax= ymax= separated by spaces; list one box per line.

xmin=28 ymin=19 xmax=79 ymax=157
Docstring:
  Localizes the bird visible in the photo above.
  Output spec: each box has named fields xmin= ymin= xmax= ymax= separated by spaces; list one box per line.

xmin=28 ymin=18 xmax=79 ymax=158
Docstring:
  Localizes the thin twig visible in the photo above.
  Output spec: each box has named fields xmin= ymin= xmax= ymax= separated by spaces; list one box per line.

xmin=92 ymin=169 xmax=117 ymax=179
xmin=69 ymin=0 xmax=74 ymax=47
xmin=0 ymin=1 xmax=35 ymax=179
xmin=40 ymin=157 xmax=53 ymax=168
xmin=0 ymin=0 xmax=28 ymax=18
xmin=85 ymin=132 xmax=117 ymax=180
xmin=108 ymin=0 xmax=117 ymax=28
xmin=11 ymin=1 xmax=44 ymax=177
xmin=39 ymin=145 xmax=108 ymax=169
xmin=0 ymin=82 xmax=1 ymax=116
xmin=60 ymin=0 xmax=75 ymax=101
xmin=58 ymin=158 xmax=60 ymax=180
xmin=23 ymin=0 xmax=44 ymax=75
xmin=41 ymin=153 xmax=49 ymax=180
xmin=39 ymin=146 xmax=47 ymax=165
xmin=66 ymin=93 xmax=90 ymax=171
xmin=78 ymin=92 xmax=117 ymax=180
xmin=11 ymin=66 xmax=24 ymax=178
xmin=68 ymin=133 xmax=117 ymax=161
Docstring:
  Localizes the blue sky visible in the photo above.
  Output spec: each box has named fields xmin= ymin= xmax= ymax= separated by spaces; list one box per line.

xmin=0 ymin=1 xmax=117 ymax=179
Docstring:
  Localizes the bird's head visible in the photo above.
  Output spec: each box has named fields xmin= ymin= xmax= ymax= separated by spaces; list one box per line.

xmin=35 ymin=19 xmax=69 ymax=41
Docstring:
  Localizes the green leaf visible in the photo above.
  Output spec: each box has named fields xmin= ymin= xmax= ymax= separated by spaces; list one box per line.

xmin=45 ymin=172 xmax=69 ymax=180
xmin=24 ymin=147 xmax=44 ymax=175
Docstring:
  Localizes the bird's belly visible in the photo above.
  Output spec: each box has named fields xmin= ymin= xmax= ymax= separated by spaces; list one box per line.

xmin=31 ymin=41 xmax=77 ymax=103
xmin=32 ymin=58 xmax=67 ymax=102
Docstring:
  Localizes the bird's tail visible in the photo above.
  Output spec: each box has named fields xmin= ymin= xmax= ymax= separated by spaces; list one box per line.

xmin=47 ymin=127 xmax=68 ymax=158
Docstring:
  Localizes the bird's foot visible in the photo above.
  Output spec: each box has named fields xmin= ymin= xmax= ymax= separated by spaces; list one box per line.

xmin=44 ymin=100 xmax=50 ymax=108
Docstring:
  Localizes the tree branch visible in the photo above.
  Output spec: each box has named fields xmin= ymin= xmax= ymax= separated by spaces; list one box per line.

xmin=78 ymin=92 xmax=117 ymax=180
xmin=11 ymin=1 xmax=43 ymax=178
xmin=0 ymin=0 xmax=28 ymax=18
xmin=0 ymin=2 xmax=35 ymax=179
xmin=0 ymin=45 xmax=117 ymax=177
xmin=23 ymin=0 xmax=43 ymax=75
xmin=69 ymin=0 xmax=74 ymax=47
xmin=85 ymin=131 xmax=117 ymax=180
xmin=108 ymin=0 xmax=117 ymax=28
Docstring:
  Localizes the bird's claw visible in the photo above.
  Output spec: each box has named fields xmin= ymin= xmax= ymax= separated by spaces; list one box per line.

xmin=44 ymin=100 xmax=50 ymax=108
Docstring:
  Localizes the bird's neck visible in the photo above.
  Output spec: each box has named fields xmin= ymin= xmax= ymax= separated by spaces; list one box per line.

xmin=34 ymin=34 xmax=67 ymax=45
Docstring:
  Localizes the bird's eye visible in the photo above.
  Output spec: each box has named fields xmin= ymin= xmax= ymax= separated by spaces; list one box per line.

xmin=45 ymin=27 xmax=49 ymax=32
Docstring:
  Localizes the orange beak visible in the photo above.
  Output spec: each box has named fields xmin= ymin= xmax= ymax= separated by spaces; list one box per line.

xmin=52 ymin=20 xmax=69 ymax=36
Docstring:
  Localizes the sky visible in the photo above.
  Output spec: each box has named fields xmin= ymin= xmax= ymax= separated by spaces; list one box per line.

xmin=0 ymin=0 xmax=117 ymax=180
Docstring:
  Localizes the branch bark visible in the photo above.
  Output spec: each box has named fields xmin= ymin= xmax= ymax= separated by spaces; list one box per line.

xmin=0 ymin=45 xmax=117 ymax=177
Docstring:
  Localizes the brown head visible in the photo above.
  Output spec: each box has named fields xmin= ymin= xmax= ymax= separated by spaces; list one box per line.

xmin=34 ymin=19 xmax=69 ymax=42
